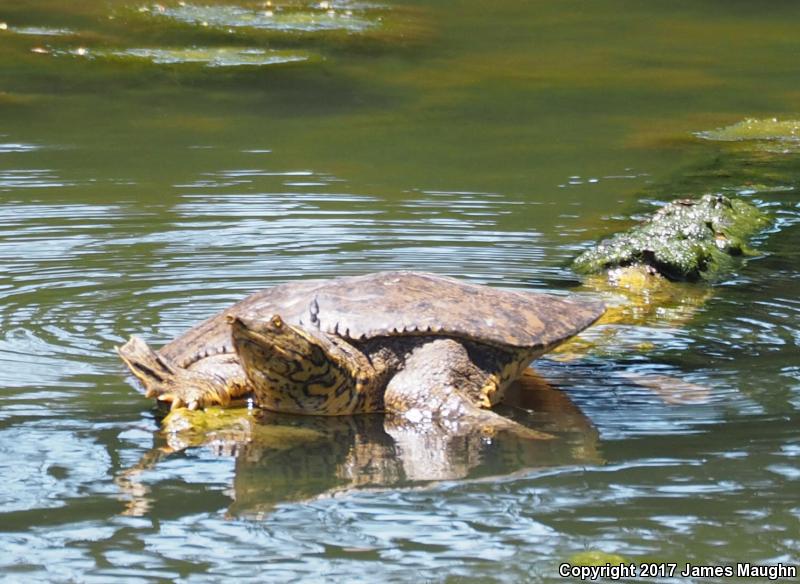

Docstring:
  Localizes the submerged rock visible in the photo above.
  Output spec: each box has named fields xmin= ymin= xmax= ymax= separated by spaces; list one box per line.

xmin=580 ymin=265 xmax=711 ymax=326
xmin=572 ymin=194 xmax=770 ymax=281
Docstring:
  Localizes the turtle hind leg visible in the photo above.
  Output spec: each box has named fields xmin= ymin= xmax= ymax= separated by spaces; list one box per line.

xmin=383 ymin=339 xmax=553 ymax=440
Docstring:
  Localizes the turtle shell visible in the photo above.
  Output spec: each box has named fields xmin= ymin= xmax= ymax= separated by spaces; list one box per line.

xmin=293 ymin=272 xmax=604 ymax=349
xmin=160 ymin=271 xmax=603 ymax=367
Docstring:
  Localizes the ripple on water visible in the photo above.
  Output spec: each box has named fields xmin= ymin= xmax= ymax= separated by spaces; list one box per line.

xmin=0 ymin=201 xmax=134 ymax=387
xmin=1 ymin=136 xmax=798 ymax=581
xmin=0 ymin=169 xmax=71 ymax=189
xmin=710 ymin=296 xmax=800 ymax=352
xmin=0 ymin=142 xmax=40 ymax=154
xmin=0 ymin=424 xmax=111 ymax=513
xmin=164 ymin=185 xmax=548 ymax=285
xmin=90 ymin=172 xmax=561 ymax=343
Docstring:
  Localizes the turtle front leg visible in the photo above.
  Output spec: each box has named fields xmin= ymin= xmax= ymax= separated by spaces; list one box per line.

xmin=117 ymin=336 xmax=246 ymax=410
xmin=384 ymin=339 xmax=553 ymax=439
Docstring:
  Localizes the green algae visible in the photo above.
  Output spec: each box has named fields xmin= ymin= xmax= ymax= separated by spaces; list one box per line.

xmin=1 ymin=0 xmax=428 ymax=81
xmin=148 ymin=3 xmax=378 ymax=34
xmin=0 ymin=91 xmax=40 ymax=106
xmin=127 ymin=1 xmax=428 ymax=48
xmin=579 ymin=266 xmax=712 ymax=327
xmin=554 ymin=264 xmax=715 ymax=361
xmin=573 ymin=195 xmax=770 ymax=281
xmin=697 ymin=118 xmax=800 ymax=154
xmin=568 ymin=551 xmax=629 ymax=566
xmin=71 ymin=46 xmax=316 ymax=67
xmin=1 ymin=25 xmax=74 ymax=37
xmin=161 ymin=406 xmax=324 ymax=451
xmin=699 ymin=117 xmax=800 ymax=143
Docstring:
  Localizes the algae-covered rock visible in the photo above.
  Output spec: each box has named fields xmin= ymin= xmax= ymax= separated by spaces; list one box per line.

xmin=573 ymin=194 xmax=770 ymax=281
xmin=565 ymin=195 xmax=769 ymax=363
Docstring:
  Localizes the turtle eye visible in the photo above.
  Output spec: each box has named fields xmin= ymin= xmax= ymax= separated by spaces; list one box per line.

xmin=271 ymin=315 xmax=283 ymax=329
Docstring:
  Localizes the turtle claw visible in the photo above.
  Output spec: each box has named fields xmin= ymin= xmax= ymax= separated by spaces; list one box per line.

xmin=145 ymin=388 xmax=157 ymax=399
xmin=150 ymin=386 xmax=226 ymax=411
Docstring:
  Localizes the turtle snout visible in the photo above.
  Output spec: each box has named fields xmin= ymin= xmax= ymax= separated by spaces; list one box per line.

xmin=228 ymin=315 xmax=257 ymax=338
xmin=228 ymin=314 xmax=257 ymax=330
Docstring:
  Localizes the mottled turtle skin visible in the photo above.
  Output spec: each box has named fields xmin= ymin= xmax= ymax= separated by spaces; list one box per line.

xmin=118 ymin=272 xmax=603 ymax=431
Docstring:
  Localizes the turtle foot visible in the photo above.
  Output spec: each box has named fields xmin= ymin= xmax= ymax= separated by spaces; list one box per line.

xmin=156 ymin=384 xmax=233 ymax=412
xmin=384 ymin=339 xmax=554 ymax=440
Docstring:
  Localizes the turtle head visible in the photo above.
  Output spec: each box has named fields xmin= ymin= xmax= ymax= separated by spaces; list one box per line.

xmin=117 ymin=336 xmax=237 ymax=410
xmin=117 ymin=335 xmax=178 ymax=396
xmin=229 ymin=314 xmax=375 ymax=415
xmin=229 ymin=314 xmax=323 ymax=364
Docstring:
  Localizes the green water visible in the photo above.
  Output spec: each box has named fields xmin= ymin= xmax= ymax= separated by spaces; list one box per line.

xmin=1 ymin=1 xmax=799 ymax=582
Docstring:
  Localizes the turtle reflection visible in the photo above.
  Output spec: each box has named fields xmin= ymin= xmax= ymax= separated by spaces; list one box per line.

xmin=117 ymin=370 xmax=600 ymax=518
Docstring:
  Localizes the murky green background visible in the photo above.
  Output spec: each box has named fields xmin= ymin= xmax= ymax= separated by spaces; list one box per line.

xmin=1 ymin=1 xmax=799 ymax=582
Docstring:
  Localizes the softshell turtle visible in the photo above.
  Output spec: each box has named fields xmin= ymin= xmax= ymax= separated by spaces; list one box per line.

xmin=118 ymin=271 xmax=603 ymax=432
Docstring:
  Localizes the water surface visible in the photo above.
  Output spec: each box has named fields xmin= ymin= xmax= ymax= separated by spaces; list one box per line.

xmin=1 ymin=0 xmax=799 ymax=581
